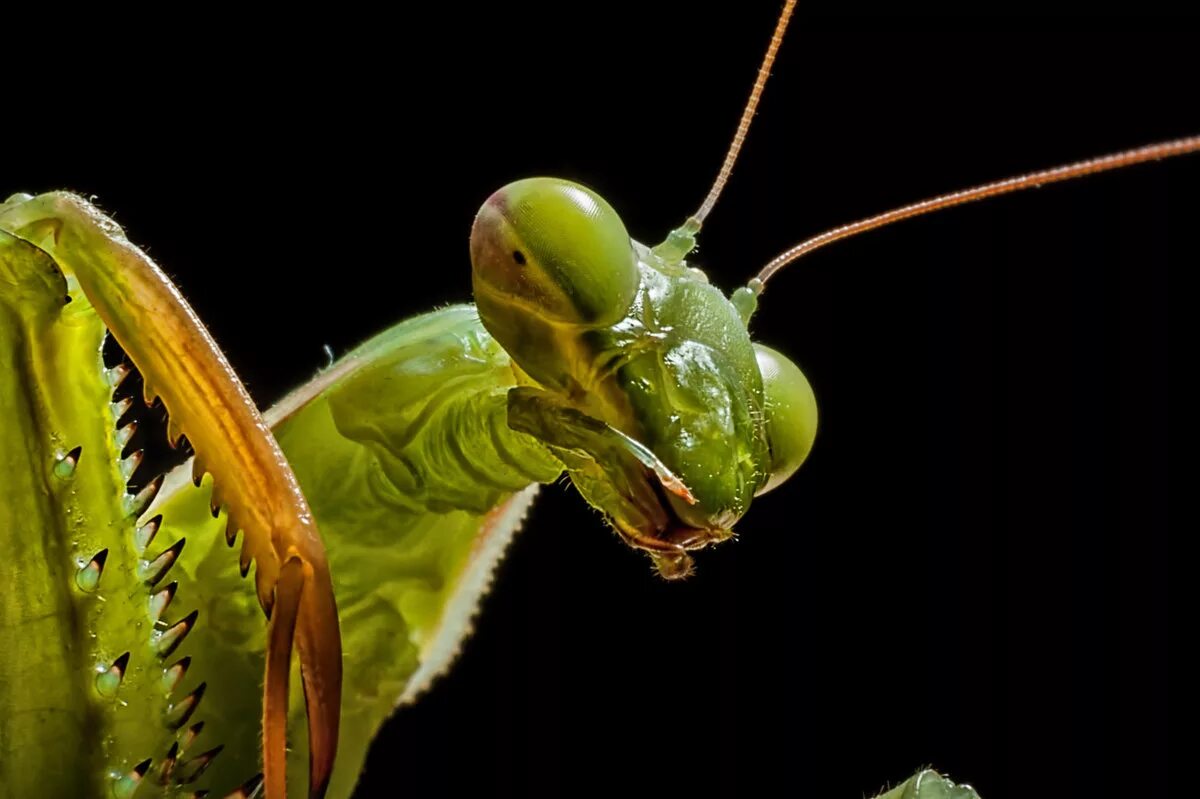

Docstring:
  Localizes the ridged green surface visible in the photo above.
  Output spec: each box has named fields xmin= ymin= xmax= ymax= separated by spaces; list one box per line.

xmin=0 ymin=229 xmax=227 ymax=797
xmin=150 ymin=306 xmax=557 ymax=797
xmin=1 ymin=227 xmax=556 ymax=796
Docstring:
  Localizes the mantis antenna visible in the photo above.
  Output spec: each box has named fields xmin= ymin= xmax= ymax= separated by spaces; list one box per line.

xmin=653 ymin=0 xmax=795 ymax=263
xmin=654 ymin=2 xmax=1198 ymax=289
xmin=753 ymin=134 xmax=1200 ymax=288
xmin=694 ymin=0 xmax=795 ymax=224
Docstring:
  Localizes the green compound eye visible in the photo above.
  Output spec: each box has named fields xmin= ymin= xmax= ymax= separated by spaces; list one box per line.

xmin=471 ymin=178 xmax=639 ymax=327
xmin=754 ymin=343 xmax=818 ymax=496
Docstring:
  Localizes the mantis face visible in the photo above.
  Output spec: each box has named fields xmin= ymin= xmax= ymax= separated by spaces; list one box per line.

xmin=471 ymin=177 xmax=817 ymax=577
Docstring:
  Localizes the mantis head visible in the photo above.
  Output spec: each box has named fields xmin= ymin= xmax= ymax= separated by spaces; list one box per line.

xmin=470 ymin=177 xmax=818 ymax=578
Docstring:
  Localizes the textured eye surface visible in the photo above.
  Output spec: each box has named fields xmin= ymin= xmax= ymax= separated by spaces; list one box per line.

xmin=754 ymin=343 xmax=818 ymax=495
xmin=471 ymin=178 xmax=639 ymax=327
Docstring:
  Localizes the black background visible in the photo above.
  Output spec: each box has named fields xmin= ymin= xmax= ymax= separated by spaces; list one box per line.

xmin=5 ymin=8 xmax=1190 ymax=798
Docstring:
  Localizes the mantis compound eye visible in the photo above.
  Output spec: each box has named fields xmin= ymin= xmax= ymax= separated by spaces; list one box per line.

xmin=754 ymin=343 xmax=818 ymax=495
xmin=470 ymin=177 xmax=639 ymax=327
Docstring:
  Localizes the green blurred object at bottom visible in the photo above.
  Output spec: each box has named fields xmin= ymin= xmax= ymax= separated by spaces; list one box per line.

xmin=875 ymin=770 xmax=981 ymax=799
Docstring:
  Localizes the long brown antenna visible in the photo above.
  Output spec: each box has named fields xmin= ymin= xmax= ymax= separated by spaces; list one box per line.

xmin=694 ymin=0 xmax=796 ymax=225
xmin=755 ymin=135 xmax=1200 ymax=288
xmin=653 ymin=1 xmax=796 ymax=265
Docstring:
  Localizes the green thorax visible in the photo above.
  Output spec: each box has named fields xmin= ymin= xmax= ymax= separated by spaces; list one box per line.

xmin=150 ymin=305 xmax=562 ymax=797
xmin=273 ymin=305 xmax=561 ymax=516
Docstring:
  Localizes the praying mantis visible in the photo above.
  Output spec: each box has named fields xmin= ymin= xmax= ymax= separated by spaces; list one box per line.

xmin=1 ymin=5 xmax=1188 ymax=798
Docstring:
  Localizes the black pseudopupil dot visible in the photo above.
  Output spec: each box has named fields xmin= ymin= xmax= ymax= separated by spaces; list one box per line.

xmin=512 ymin=250 xmax=526 ymax=266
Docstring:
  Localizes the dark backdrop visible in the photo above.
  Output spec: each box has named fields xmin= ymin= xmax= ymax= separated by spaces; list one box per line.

xmin=6 ymin=9 xmax=1190 ymax=798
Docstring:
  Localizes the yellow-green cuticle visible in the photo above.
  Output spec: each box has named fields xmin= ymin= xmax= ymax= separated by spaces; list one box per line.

xmin=754 ymin=343 xmax=818 ymax=495
xmin=471 ymin=178 xmax=639 ymax=327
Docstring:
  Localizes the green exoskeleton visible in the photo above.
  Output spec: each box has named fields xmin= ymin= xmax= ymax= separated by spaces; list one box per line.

xmin=0 ymin=4 xmax=1190 ymax=797
xmin=0 ymin=185 xmax=819 ymax=797
xmin=468 ymin=177 xmax=817 ymax=577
